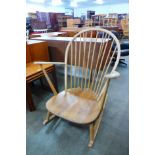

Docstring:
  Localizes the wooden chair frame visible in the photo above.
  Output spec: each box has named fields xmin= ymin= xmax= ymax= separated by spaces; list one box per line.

xmin=34 ymin=27 xmax=121 ymax=147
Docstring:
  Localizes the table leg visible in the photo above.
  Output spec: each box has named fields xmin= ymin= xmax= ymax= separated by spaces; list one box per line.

xmin=51 ymin=67 xmax=59 ymax=93
xmin=26 ymin=83 xmax=35 ymax=111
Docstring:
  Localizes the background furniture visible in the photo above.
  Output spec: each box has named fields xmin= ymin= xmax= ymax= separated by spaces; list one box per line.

xmin=84 ymin=19 xmax=93 ymax=27
xmin=35 ymin=28 xmax=121 ymax=147
xmin=67 ymin=18 xmax=81 ymax=27
xmin=30 ymin=19 xmax=48 ymax=30
xmin=87 ymin=10 xmax=95 ymax=19
xmin=121 ymin=19 xmax=129 ymax=38
xmin=111 ymin=30 xmax=129 ymax=66
xmin=30 ymin=34 xmax=108 ymax=63
xmin=102 ymin=17 xmax=118 ymax=27
xmin=29 ymin=32 xmax=67 ymax=39
xmin=26 ymin=40 xmax=58 ymax=111
xmin=108 ymin=13 xmax=118 ymax=18
xmin=91 ymin=14 xmax=107 ymax=26
xmin=33 ymin=29 xmax=48 ymax=33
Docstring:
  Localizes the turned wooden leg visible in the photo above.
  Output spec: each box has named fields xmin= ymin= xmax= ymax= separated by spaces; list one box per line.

xmin=88 ymin=123 xmax=94 ymax=147
xmin=88 ymin=111 xmax=104 ymax=147
xmin=43 ymin=111 xmax=56 ymax=125
xmin=26 ymin=83 xmax=35 ymax=111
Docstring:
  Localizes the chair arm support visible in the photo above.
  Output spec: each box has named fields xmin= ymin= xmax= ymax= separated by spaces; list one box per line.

xmin=105 ymin=71 xmax=120 ymax=79
xmin=33 ymin=61 xmax=65 ymax=65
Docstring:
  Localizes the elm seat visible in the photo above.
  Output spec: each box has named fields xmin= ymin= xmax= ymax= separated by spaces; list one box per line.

xmin=46 ymin=88 xmax=104 ymax=124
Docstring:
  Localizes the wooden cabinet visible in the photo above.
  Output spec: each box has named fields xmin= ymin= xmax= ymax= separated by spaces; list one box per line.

xmin=67 ymin=18 xmax=81 ymax=27
xmin=27 ymin=41 xmax=49 ymax=62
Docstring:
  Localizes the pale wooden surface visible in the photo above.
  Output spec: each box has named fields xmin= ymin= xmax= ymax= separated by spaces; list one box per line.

xmin=67 ymin=19 xmax=81 ymax=27
xmin=29 ymin=32 xmax=67 ymax=38
xmin=26 ymin=63 xmax=53 ymax=78
xmin=30 ymin=36 xmax=109 ymax=43
xmin=37 ymin=28 xmax=121 ymax=147
xmin=64 ymin=28 xmax=120 ymax=101
xmin=46 ymin=88 xmax=103 ymax=124
xmin=26 ymin=40 xmax=45 ymax=45
xmin=26 ymin=40 xmax=53 ymax=82
xmin=34 ymin=61 xmax=65 ymax=65
xmin=40 ymin=64 xmax=57 ymax=95
xmin=105 ymin=71 xmax=120 ymax=79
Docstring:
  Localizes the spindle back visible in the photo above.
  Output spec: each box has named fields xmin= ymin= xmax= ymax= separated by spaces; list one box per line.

xmin=64 ymin=28 xmax=120 ymax=101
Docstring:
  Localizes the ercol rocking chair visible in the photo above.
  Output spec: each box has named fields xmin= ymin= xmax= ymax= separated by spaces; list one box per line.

xmin=34 ymin=27 xmax=121 ymax=147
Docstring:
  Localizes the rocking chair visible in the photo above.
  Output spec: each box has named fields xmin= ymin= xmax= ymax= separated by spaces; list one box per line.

xmin=34 ymin=27 xmax=121 ymax=147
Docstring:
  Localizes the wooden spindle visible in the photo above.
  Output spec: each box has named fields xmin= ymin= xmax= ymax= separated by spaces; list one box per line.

xmin=81 ymin=32 xmax=87 ymax=89
xmin=96 ymin=46 xmax=117 ymax=98
xmin=77 ymin=34 xmax=82 ymax=87
xmin=93 ymin=35 xmax=110 ymax=92
xmin=74 ymin=39 xmax=77 ymax=88
xmin=89 ymin=33 xmax=108 ymax=90
xmin=84 ymin=31 xmax=93 ymax=89
xmin=94 ymin=39 xmax=115 ymax=95
xmin=70 ymin=43 xmax=73 ymax=89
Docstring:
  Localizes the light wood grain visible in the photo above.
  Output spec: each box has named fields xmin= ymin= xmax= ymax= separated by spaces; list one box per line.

xmin=40 ymin=28 xmax=121 ymax=147
xmin=121 ymin=19 xmax=129 ymax=38
xmin=46 ymin=88 xmax=103 ymax=124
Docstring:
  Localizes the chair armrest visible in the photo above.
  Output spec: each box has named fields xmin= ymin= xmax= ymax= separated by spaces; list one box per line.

xmin=105 ymin=71 xmax=120 ymax=79
xmin=33 ymin=61 xmax=65 ymax=65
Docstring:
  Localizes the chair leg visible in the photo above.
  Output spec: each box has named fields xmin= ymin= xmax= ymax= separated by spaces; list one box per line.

xmin=88 ymin=123 xmax=94 ymax=147
xmin=43 ymin=111 xmax=56 ymax=125
xmin=88 ymin=110 xmax=104 ymax=147
xmin=119 ymin=60 xmax=127 ymax=66
xmin=88 ymin=94 xmax=108 ymax=147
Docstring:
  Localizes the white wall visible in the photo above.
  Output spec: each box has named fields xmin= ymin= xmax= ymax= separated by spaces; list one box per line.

xmin=74 ymin=3 xmax=129 ymax=17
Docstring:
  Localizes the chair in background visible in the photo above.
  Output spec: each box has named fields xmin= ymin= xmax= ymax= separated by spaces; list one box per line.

xmin=84 ymin=19 xmax=93 ymax=27
xmin=111 ymin=30 xmax=129 ymax=66
xmin=121 ymin=19 xmax=129 ymax=39
xmin=103 ymin=17 xmax=118 ymax=27
xmin=34 ymin=28 xmax=121 ymax=147
xmin=108 ymin=13 xmax=118 ymax=18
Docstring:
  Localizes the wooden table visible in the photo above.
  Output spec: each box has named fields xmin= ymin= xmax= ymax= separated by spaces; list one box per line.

xmin=33 ymin=29 xmax=48 ymax=33
xmin=26 ymin=40 xmax=58 ymax=111
xmin=29 ymin=32 xmax=67 ymax=39
xmin=95 ymin=26 xmax=121 ymax=32
xmin=30 ymin=36 xmax=111 ymax=68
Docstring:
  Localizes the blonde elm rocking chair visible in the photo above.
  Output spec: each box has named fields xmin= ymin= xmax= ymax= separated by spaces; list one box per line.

xmin=34 ymin=27 xmax=121 ymax=147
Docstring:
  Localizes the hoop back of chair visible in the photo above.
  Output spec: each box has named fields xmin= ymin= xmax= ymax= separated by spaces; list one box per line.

xmin=65 ymin=28 xmax=120 ymax=101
